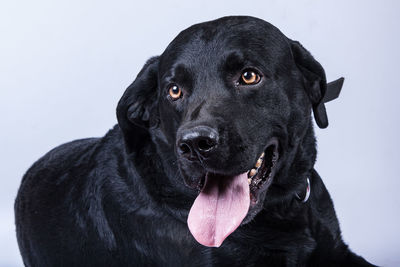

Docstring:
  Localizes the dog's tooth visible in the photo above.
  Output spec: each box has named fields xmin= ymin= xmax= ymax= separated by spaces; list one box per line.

xmin=255 ymin=158 xmax=262 ymax=168
xmin=249 ymin=168 xmax=257 ymax=177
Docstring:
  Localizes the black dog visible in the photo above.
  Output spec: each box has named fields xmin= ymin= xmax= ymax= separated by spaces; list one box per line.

xmin=15 ymin=16 xmax=375 ymax=266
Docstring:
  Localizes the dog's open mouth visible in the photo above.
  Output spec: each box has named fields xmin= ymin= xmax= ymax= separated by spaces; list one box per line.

xmin=247 ymin=139 xmax=279 ymax=204
xmin=187 ymin=138 xmax=279 ymax=247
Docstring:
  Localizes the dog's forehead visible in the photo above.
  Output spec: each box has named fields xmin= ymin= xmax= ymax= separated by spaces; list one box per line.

xmin=159 ymin=16 xmax=290 ymax=72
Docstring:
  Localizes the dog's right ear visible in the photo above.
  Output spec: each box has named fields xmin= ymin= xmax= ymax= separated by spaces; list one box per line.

xmin=116 ymin=56 xmax=159 ymax=152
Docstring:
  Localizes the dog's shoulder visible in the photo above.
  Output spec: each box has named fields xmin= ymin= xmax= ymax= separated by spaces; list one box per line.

xmin=20 ymin=136 xmax=100 ymax=186
xmin=15 ymin=126 xmax=130 ymax=265
xmin=15 ymin=125 xmax=130 ymax=213
xmin=308 ymin=170 xmax=375 ymax=266
xmin=308 ymin=170 xmax=343 ymax=247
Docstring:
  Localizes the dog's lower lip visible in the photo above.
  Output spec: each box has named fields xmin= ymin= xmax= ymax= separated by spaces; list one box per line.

xmin=247 ymin=139 xmax=279 ymax=204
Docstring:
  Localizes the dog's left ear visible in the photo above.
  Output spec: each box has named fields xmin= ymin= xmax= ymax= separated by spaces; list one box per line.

xmin=289 ymin=40 xmax=344 ymax=128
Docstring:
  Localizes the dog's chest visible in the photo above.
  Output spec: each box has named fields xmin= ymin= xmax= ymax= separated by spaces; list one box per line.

xmin=115 ymin=211 xmax=211 ymax=265
xmin=119 ymin=210 xmax=315 ymax=266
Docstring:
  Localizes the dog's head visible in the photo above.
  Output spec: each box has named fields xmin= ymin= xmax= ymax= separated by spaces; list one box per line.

xmin=117 ymin=16 xmax=343 ymax=247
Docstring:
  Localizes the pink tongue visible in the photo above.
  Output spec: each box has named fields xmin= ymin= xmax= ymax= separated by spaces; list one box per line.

xmin=187 ymin=172 xmax=250 ymax=247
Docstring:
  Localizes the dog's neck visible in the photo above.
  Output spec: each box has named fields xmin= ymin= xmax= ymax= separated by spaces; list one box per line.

xmin=264 ymin=119 xmax=316 ymax=206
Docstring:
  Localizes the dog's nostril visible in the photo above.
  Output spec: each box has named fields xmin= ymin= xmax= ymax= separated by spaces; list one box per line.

xmin=179 ymin=143 xmax=191 ymax=154
xmin=178 ymin=126 xmax=219 ymax=159
xmin=197 ymin=138 xmax=216 ymax=152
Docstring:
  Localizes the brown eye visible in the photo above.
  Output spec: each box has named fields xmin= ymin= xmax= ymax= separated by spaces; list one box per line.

xmin=240 ymin=69 xmax=261 ymax=85
xmin=168 ymin=85 xmax=182 ymax=100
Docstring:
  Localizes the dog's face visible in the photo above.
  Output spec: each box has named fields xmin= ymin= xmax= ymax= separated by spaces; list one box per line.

xmin=117 ymin=16 xmax=336 ymax=247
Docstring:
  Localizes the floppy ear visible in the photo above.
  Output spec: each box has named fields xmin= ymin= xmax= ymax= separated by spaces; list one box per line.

xmin=289 ymin=40 xmax=344 ymax=129
xmin=116 ymin=56 xmax=159 ymax=152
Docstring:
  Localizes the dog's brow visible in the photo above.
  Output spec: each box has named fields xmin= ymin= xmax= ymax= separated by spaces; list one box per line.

xmin=167 ymin=64 xmax=194 ymax=92
xmin=223 ymin=52 xmax=245 ymax=72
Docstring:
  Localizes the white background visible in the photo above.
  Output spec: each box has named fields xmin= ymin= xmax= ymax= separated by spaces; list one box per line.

xmin=1 ymin=0 xmax=399 ymax=266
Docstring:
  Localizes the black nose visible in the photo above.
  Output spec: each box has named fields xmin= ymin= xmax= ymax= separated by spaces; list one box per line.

xmin=177 ymin=126 xmax=219 ymax=160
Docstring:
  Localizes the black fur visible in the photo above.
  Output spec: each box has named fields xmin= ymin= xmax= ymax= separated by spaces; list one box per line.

xmin=15 ymin=16 xmax=375 ymax=266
